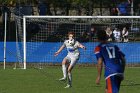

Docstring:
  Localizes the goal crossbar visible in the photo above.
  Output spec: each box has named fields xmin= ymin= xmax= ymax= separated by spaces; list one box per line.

xmin=23 ymin=16 xmax=140 ymax=19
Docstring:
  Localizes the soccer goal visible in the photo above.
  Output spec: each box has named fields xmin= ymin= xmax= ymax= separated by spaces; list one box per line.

xmin=14 ymin=16 xmax=140 ymax=69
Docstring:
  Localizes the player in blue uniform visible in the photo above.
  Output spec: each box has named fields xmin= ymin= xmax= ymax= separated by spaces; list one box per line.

xmin=94 ymin=30 xmax=126 ymax=93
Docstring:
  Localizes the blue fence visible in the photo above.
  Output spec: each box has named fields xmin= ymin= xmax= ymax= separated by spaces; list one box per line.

xmin=0 ymin=42 xmax=140 ymax=64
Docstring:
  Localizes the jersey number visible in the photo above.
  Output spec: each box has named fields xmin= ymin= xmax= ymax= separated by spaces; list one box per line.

xmin=106 ymin=47 xmax=115 ymax=58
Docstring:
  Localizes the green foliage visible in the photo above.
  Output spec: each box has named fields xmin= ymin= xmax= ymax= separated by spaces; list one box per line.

xmin=0 ymin=0 xmax=131 ymax=7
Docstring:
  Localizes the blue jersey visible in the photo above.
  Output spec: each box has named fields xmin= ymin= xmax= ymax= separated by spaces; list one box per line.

xmin=94 ymin=43 xmax=125 ymax=79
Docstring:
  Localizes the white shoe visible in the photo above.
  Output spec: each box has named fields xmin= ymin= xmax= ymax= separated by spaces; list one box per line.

xmin=64 ymin=84 xmax=71 ymax=88
xmin=59 ymin=77 xmax=66 ymax=81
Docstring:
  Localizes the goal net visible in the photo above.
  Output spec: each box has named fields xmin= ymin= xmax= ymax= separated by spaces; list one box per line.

xmin=14 ymin=16 xmax=140 ymax=69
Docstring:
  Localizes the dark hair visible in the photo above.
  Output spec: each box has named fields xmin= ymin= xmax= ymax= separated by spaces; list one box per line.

xmin=97 ymin=30 xmax=107 ymax=41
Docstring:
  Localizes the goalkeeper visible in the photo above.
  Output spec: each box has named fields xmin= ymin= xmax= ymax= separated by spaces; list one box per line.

xmin=54 ymin=32 xmax=86 ymax=88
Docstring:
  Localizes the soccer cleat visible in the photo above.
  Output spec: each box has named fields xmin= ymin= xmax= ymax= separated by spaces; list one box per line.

xmin=64 ymin=84 xmax=72 ymax=88
xmin=59 ymin=77 xmax=66 ymax=81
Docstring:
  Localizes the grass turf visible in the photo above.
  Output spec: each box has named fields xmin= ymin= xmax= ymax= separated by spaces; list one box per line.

xmin=0 ymin=66 xmax=139 ymax=93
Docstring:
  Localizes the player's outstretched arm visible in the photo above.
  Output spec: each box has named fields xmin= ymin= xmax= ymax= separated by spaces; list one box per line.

xmin=78 ymin=43 xmax=86 ymax=50
xmin=96 ymin=57 xmax=103 ymax=85
xmin=54 ymin=45 xmax=65 ymax=56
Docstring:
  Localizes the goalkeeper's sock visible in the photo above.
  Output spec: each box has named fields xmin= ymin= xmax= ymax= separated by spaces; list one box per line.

xmin=68 ymin=72 xmax=72 ymax=86
xmin=62 ymin=64 xmax=67 ymax=79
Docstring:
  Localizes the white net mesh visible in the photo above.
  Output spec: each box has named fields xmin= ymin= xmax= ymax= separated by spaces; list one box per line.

xmin=14 ymin=16 xmax=140 ymax=69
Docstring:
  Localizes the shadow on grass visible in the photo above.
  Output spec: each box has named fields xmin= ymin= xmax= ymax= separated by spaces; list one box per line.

xmin=121 ymin=83 xmax=140 ymax=86
xmin=94 ymin=85 xmax=102 ymax=87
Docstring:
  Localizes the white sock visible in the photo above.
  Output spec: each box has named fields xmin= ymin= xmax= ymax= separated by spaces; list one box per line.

xmin=62 ymin=64 xmax=67 ymax=79
xmin=68 ymin=72 xmax=72 ymax=86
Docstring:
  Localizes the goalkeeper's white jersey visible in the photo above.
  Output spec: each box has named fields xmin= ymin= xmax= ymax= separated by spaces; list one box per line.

xmin=63 ymin=40 xmax=80 ymax=57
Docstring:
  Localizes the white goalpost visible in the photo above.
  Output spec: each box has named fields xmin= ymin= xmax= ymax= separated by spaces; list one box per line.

xmin=3 ymin=12 xmax=7 ymax=69
xmin=13 ymin=16 xmax=140 ymax=69
xmin=23 ymin=17 xmax=26 ymax=69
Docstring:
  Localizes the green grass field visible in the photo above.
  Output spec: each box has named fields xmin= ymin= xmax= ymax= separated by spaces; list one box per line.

xmin=0 ymin=66 xmax=140 ymax=93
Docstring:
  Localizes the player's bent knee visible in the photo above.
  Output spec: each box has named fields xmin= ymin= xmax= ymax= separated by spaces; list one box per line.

xmin=62 ymin=59 xmax=68 ymax=65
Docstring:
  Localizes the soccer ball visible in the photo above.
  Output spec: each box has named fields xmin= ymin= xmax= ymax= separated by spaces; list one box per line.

xmin=68 ymin=39 xmax=75 ymax=45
